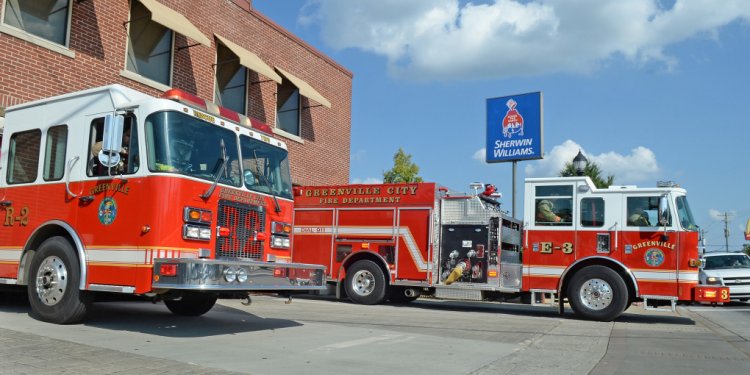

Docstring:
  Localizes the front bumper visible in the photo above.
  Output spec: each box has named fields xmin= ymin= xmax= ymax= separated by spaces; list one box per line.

xmin=152 ymin=258 xmax=326 ymax=291
xmin=693 ymin=285 xmax=730 ymax=303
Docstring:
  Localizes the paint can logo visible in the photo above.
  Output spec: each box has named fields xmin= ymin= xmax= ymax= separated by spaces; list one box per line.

xmin=502 ymin=98 xmax=524 ymax=138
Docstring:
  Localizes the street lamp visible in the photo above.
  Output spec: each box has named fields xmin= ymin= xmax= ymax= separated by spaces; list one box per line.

xmin=573 ymin=150 xmax=587 ymax=176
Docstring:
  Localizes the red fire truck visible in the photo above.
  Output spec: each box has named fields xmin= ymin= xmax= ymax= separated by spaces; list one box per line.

xmin=292 ymin=179 xmax=728 ymax=321
xmin=0 ymin=85 xmax=325 ymax=324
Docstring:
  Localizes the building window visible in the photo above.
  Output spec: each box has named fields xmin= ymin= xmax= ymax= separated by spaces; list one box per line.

xmin=43 ymin=125 xmax=67 ymax=181
xmin=2 ymin=0 xmax=71 ymax=46
xmin=276 ymin=80 xmax=300 ymax=136
xmin=215 ymin=43 xmax=247 ymax=114
xmin=8 ymin=129 xmax=41 ymax=184
xmin=125 ymin=0 xmax=173 ymax=86
xmin=580 ymin=198 xmax=604 ymax=227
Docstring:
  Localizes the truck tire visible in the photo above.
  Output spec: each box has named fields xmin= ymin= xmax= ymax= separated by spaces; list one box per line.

xmin=164 ymin=292 xmax=218 ymax=316
xmin=27 ymin=236 xmax=91 ymax=324
xmin=567 ymin=265 xmax=628 ymax=322
xmin=345 ymin=260 xmax=387 ymax=305
xmin=388 ymin=287 xmax=420 ymax=304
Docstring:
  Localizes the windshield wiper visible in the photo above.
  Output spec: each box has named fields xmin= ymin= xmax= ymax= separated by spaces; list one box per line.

xmin=253 ymin=150 xmax=281 ymax=213
xmin=201 ymin=139 xmax=228 ymax=200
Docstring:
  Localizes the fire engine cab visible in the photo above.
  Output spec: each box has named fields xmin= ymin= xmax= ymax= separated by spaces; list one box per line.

xmin=292 ymin=178 xmax=728 ymax=321
xmin=0 ymin=85 xmax=324 ymax=324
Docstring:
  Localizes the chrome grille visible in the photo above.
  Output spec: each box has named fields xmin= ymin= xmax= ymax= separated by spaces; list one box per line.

xmin=216 ymin=199 xmax=265 ymax=260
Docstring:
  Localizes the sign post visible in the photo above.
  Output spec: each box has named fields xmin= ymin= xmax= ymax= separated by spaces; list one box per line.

xmin=486 ymin=92 xmax=544 ymax=218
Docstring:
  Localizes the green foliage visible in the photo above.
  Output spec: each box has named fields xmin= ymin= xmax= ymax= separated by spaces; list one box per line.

xmin=743 ymin=243 xmax=750 ymax=256
xmin=383 ymin=148 xmax=423 ymax=183
xmin=559 ymin=160 xmax=615 ymax=189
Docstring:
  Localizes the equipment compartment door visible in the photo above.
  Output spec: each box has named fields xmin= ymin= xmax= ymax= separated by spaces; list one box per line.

xmin=439 ymin=225 xmax=489 ymax=284
xmin=396 ymin=208 xmax=431 ymax=282
xmin=292 ymin=208 xmax=335 ymax=277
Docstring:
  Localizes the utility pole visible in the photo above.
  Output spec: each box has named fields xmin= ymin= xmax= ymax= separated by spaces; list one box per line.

xmin=723 ymin=212 xmax=730 ymax=252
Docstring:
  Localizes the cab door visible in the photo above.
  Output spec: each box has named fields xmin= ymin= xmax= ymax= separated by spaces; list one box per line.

xmin=525 ymin=183 xmax=577 ymax=291
xmin=619 ymin=195 xmax=679 ymax=297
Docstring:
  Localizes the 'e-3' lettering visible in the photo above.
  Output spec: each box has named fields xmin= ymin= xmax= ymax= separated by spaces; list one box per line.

xmin=539 ymin=242 xmax=574 ymax=255
xmin=4 ymin=207 xmax=29 ymax=226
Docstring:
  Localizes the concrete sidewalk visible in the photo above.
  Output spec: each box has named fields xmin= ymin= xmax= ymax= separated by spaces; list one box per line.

xmin=0 ymin=327 xmax=241 ymax=375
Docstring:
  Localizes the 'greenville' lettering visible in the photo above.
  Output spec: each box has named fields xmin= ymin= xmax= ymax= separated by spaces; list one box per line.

xmin=90 ymin=183 xmax=130 ymax=195
xmin=219 ymin=188 xmax=264 ymax=206
xmin=632 ymin=241 xmax=676 ymax=250
xmin=305 ymin=185 xmax=418 ymax=198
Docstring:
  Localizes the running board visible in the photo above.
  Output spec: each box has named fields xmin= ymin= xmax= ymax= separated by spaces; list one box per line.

xmin=530 ymin=289 xmax=558 ymax=307
xmin=642 ymin=295 xmax=677 ymax=312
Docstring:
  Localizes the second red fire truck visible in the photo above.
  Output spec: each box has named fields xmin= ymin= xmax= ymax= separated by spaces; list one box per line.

xmin=292 ymin=179 xmax=728 ymax=321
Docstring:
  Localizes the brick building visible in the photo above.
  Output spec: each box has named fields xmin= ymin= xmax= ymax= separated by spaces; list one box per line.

xmin=0 ymin=0 xmax=352 ymax=185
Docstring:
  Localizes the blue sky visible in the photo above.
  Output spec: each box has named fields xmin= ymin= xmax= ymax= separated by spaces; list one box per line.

xmin=254 ymin=0 xmax=750 ymax=252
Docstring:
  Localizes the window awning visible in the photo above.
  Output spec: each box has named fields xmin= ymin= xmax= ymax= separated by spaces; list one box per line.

xmin=215 ymin=34 xmax=282 ymax=84
xmin=137 ymin=0 xmax=210 ymax=47
xmin=275 ymin=67 xmax=331 ymax=109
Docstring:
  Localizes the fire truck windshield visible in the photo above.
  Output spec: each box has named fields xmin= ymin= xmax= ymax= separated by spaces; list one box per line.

xmin=145 ymin=111 xmax=242 ymax=187
xmin=675 ymin=196 xmax=698 ymax=231
xmin=239 ymin=134 xmax=292 ymax=199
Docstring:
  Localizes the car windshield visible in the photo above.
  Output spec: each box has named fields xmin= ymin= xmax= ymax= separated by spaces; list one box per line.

xmin=145 ymin=111 xmax=241 ymax=186
xmin=703 ymin=255 xmax=750 ymax=270
xmin=675 ymin=196 xmax=698 ymax=231
xmin=239 ymin=134 xmax=292 ymax=199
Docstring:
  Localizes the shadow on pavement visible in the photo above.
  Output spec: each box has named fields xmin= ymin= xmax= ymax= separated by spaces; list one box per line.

xmin=293 ymin=294 xmax=697 ymax=325
xmin=0 ymin=290 xmax=301 ymax=337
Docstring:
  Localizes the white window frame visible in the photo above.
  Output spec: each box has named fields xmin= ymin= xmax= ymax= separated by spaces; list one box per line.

xmin=0 ymin=0 xmax=75 ymax=58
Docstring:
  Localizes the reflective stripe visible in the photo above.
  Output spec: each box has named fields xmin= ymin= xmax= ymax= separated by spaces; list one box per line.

xmin=525 ymin=265 xmax=564 ymax=277
xmin=0 ymin=249 xmax=22 ymax=261
xmin=296 ymin=225 xmax=428 ymax=271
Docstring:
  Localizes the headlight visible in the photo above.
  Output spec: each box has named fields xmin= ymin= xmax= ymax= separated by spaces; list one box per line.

xmin=271 ymin=235 xmax=291 ymax=248
xmin=184 ymin=224 xmax=211 ymax=241
xmin=706 ymin=276 xmax=722 ymax=285
xmin=236 ymin=267 xmax=248 ymax=283
xmin=223 ymin=267 xmax=237 ymax=283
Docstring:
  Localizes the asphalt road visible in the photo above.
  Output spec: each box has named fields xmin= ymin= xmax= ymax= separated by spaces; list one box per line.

xmin=1 ymin=291 xmax=748 ymax=375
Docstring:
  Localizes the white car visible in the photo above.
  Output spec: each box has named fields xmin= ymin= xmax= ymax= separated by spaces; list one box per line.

xmin=699 ymin=252 xmax=750 ymax=301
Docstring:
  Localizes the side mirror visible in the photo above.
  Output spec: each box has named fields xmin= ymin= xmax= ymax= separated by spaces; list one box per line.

xmin=98 ymin=114 xmax=124 ymax=167
xmin=658 ymin=196 xmax=669 ymax=226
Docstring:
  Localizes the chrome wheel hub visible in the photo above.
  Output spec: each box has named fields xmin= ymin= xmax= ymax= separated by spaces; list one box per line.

xmin=579 ymin=278 xmax=612 ymax=310
xmin=351 ymin=270 xmax=375 ymax=296
xmin=35 ymin=256 xmax=68 ymax=306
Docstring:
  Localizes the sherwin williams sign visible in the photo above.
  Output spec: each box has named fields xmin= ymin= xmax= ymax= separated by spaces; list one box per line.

xmin=486 ymin=92 xmax=543 ymax=163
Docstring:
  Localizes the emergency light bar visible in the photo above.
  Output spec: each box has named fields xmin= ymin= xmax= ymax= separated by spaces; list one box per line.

xmin=162 ymin=89 xmax=274 ymax=135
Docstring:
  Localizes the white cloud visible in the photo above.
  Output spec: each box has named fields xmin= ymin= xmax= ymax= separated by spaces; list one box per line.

xmin=302 ymin=0 xmax=750 ymax=80
xmin=473 ymin=148 xmax=486 ymax=162
xmin=524 ymin=140 xmax=659 ymax=184
xmin=351 ymin=177 xmax=383 ymax=184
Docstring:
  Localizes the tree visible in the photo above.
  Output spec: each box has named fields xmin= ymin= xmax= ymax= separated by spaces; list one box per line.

xmin=559 ymin=160 xmax=614 ymax=189
xmin=743 ymin=244 xmax=750 ymax=256
xmin=383 ymin=148 xmax=423 ymax=183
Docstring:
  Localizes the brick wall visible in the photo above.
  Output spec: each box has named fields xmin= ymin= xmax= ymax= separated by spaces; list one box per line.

xmin=0 ymin=0 xmax=352 ymax=185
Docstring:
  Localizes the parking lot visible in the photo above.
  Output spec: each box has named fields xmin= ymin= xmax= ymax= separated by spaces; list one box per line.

xmin=1 ymin=290 xmax=749 ymax=375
